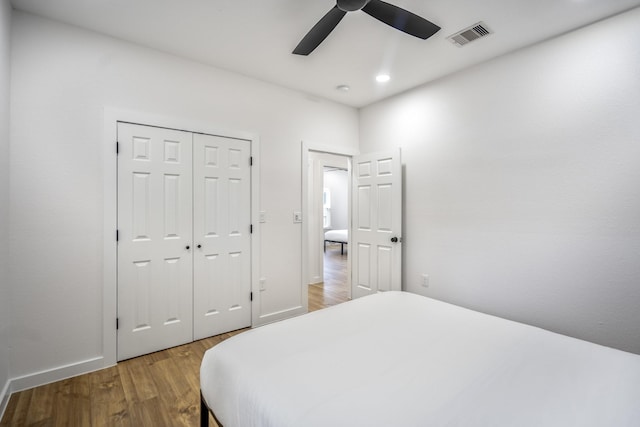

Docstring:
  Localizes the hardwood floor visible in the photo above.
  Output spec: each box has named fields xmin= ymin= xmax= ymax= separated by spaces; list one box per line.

xmin=309 ymin=244 xmax=349 ymax=312
xmin=0 ymin=331 xmax=243 ymax=427
xmin=1 ymin=251 xmax=349 ymax=426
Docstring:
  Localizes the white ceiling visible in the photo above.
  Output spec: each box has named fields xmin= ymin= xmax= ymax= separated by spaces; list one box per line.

xmin=10 ymin=0 xmax=640 ymax=108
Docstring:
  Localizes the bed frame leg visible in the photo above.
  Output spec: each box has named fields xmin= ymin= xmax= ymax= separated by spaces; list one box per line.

xmin=200 ymin=391 xmax=209 ymax=427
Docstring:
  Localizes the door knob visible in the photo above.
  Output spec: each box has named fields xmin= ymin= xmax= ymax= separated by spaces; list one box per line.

xmin=390 ymin=237 xmax=399 ymax=243
xmin=185 ymin=245 xmax=190 ymax=250
xmin=197 ymin=244 xmax=202 ymax=249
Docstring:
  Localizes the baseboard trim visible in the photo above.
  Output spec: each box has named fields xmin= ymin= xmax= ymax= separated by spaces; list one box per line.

xmin=0 ymin=379 xmax=10 ymax=422
xmin=255 ymin=305 xmax=305 ymax=327
xmin=1 ymin=357 xmax=110 ymax=421
xmin=8 ymin=356 xmax=110 ymax=395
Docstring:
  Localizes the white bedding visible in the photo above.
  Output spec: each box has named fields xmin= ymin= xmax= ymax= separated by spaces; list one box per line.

xmin=200 ymin=291 xmax=640 ymax=427
xmin=324 ymin=229 xmax=347 ymax=243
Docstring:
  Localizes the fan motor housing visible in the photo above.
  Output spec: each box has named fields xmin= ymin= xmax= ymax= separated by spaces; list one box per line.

xmin=337 ymin=0 xmax=371 ymax=12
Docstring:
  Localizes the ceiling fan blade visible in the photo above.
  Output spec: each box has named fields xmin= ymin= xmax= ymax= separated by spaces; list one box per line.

xmin=362 ymin=0 xmax=440 ymax=40
xmin=293 ymin=6 xmax=347 ymax=55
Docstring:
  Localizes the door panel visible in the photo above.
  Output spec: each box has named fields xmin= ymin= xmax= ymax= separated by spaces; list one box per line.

xmin=193 ymin=134 xmax=251 ymax=340
xmin=351 ymin=149 xmax=402 ymax=298
xmin=117 ymin=123 xmax=194 ymax=361
xmin=357 ymin=243 xmax=372 ymax=291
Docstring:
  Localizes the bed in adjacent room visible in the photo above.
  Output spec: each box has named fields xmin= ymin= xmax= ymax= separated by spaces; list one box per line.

xmin=200 ymin=291 xmax=640 ymax=427
xmin=324 ymin=229 xmax=348 ymax=254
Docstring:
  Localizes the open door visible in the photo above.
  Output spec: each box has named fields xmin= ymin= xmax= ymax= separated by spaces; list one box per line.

xmin=351 ymin=148 xmax=402 ymax=298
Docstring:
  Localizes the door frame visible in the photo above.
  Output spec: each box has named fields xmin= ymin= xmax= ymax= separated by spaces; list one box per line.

xmin=301 ymin=141 xmax=358 ymax=307
xmin=103 ymin=108 xmax=260 ymax=367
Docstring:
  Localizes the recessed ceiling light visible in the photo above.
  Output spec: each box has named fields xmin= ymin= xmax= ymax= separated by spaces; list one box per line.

xmin=336 ymin=84 xmax=350 ymax=92
xmin=376 ymin=74 xmax=390 ymax=83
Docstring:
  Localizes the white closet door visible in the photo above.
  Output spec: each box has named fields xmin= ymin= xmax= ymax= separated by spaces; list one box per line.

xmin=117 ymin=123 xmax=194 ymax=361
xmin=193 ymin=134 xmax=252 ymax=340
xmin=351 ymin=148 xmax=402 ymax=299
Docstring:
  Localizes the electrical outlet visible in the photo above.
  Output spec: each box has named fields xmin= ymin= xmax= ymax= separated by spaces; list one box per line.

xmin=259 ymin=210 xmax=266 ymax=223
xmin=421 ymin=274 xmax=429 ymax=288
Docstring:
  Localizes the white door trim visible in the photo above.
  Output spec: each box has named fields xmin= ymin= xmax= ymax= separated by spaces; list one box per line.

xmin=301 ymin=141 xmax=358 ymax=307
xmin=103 ymin=108 xmax=260 ymax=367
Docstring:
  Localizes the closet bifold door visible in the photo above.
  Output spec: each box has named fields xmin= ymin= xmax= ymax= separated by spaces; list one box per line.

xmin=117 ymin=123 xmax=194 ymax=361
xmin=192 ymin=134 xmax=252 ymax=340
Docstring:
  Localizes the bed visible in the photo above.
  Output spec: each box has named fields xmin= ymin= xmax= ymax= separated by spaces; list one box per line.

xmin=200 ymin=291 xmax=640 ymax=427
xmin=324 ymin=229 xmax=348 ymax=254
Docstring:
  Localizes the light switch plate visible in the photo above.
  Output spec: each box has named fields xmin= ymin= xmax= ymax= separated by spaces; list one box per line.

xmin=293 ymin=211 xmax=302 ymax=223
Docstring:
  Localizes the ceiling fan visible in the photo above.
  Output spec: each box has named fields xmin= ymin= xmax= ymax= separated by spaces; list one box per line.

xmin=293 ymin=0 xmax=441 ymax=55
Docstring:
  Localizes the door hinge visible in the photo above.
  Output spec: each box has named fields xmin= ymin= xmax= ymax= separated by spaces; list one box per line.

xmin=250 ymin=224 xmax=253 ymax=234
xmin=116 ymin=318 xmax=119 ymax=330
xmin=116 ymin=141 xmax=120 ymax=154
xmin=250 ymin=292 xmax=253 ymax=301
xmin=249 ymin=156 xmax=253 ymax=166
xmin=116 ymin=229 xmax=119 ymax=241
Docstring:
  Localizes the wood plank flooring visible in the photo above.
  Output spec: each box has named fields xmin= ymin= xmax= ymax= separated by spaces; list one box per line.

xmin=1 ymin=250 xmax=349 ymax=426
xmin=309 ymin=244 xmax=349 ymax=312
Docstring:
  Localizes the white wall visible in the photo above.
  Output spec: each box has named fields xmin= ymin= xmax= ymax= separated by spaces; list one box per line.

xmin=0 ymin=0 xmax=12 ymax=413
xmin=360 ymin=8 xmax=640 ymax=354
xmin=9 ymin=11 xmax=358 ymax=382
xmin=324 ymin=169 xmax=348 ymax=230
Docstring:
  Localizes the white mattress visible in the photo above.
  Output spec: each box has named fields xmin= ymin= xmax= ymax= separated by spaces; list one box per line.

xmin=200 ymin=291 xmax=640 ymax=427
xmin=324 ymin=229 xmax=347 ymax=243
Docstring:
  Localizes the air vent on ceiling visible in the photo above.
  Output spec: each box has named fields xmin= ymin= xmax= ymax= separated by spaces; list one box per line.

xmin=447 ymin=22 xmax=492 ymax=47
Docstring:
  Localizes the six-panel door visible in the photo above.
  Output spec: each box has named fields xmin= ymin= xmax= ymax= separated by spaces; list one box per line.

xmin=193 ymin=133 xmax=251 ymax=340
xmin=351 ymin=149 xmax=402 ymax=299
xmin=117 ymin=123 xmax=252 ymax=360
xmin=117 ymin=123 xmax=194 ymax=361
